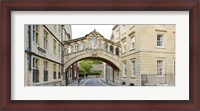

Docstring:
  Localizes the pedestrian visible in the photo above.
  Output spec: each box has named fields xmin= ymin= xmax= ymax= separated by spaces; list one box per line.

xmin=78 ymin=78 xmax=81 ymax=84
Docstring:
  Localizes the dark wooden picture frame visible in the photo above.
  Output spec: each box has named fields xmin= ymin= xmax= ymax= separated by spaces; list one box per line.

xmin=0 ymin=0 xmax=199 ymax=111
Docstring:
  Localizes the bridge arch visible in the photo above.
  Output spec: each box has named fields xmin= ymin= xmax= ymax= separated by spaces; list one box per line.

xmin=64 ymin=49 xmax=122 ymax=71
xmin=64 ymin=29 xmax=122 ymax=72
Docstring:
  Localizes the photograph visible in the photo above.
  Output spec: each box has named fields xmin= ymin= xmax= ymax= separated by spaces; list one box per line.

xmin=24 ymin=24 xmax=175 ymax=86
xmin=1 ymin=0 xmax=199 ymax=110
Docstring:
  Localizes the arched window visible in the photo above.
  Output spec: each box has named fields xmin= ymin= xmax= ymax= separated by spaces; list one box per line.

xmin=80 ymin=42 xmax=85 ymax=50
xmin=104 ymin=43 xmax=108 ymax=51
xmin=92 ymin=36 xmax=97 ymax=49
xmin=68 ymin=46 xmax=71 ymax=54
xmin=115 ymin=47 xmax=119 ymax=56
xmin=74 ymin=44 xmax=78 ymax=52
xmin=110 ymin=45 xmax=114 ymax=54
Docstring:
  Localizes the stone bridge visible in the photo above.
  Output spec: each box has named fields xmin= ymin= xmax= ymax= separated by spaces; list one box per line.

xmin=64 ymin=30 xmax=122 ymax=71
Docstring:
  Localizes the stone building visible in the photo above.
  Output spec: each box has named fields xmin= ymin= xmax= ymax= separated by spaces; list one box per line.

xmin=103 ymin=25 xmax=175 ymax=86
xmin=24 ymin=25 xmax=78 ymax=86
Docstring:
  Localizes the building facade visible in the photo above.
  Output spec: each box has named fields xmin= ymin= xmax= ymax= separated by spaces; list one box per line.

xmin=24 ymin=25 xmax=78 ymax=86
xmin=103 ymin=25 xmax=175 ymax=86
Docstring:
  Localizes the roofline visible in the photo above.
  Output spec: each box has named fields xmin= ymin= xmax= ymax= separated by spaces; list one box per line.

xmin=63 ymin=36 xmax=86 ymax=44
xmin=112 ymin=25 xmax=119 ymax=30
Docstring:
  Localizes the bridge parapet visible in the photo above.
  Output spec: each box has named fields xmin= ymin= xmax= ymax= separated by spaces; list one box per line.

xmin=64 ymin=30 xmax=121 ymax=57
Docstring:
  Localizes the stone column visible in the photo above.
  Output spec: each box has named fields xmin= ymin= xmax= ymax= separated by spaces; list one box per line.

xmin=113 ymin=46 xmax=116 ymax=55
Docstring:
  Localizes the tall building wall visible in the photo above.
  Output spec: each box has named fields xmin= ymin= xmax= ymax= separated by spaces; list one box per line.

xmin=24 ymin=25 xmax=72 ymax=86
xmin=110 ymin=25 xmax=175 ymax=86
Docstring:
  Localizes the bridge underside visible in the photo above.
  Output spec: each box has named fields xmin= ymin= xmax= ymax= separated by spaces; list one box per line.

xmin=67 ymin=57 xmax=119 ymax=70
xmin=64 ymin=49 xmax=122 ymax=71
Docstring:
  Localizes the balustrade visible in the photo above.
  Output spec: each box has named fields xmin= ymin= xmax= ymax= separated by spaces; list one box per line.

xmin=65 ymin=37 xmax=120 ymax=57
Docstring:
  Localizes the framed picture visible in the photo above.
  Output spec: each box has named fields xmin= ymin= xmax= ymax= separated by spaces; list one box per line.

xmin=0 ymin=0 xmax=199 ymax=111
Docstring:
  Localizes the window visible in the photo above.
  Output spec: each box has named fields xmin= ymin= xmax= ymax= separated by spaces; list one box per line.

xmin=58 ymin=65 xmax=61 ymax=79
xmin=157 ymin=34 xmax=163 ymax=47
xmin=157 ymin=60 xmax=163 ymax=76
xmin=80 ymin=42 xmax=85 ymax=50
xmin=123 ymin=63 xmax=126 ymax=77
xmin=92 ymin=36 xmax=97 ymax=49
xmin=33 ymin=58 xmax=39 ymax=82
xmin=123 ymin=41 xmax=126 ymax=53
xmin=33 ymin=25 xmax=39 ymax=45
xmin=53 ymin=64 xmax=56 ymax=79
xmin=44 ymin=30 xmax=48 ymax=49
xmin=110 ymin=45 xmax=114 ymax=54
xmin=104 ymin=43 xmax=108 ymax=51
xmin=74 ymin=44 xmax=78 ymax=52
xmin=132 ymin=37 xmax=135 ymax=49
xmin=132 ymin=61 xmax=136 ymax=76
xmin=130 ymin=34 xmax=135 ymax=49
xmin=68 ymin=46 xmax=71 ymax=54
xmin=115 ymin=48 xmax=119 ymax=56
xmin=58 ymin=44 xmax=61 ymax=57
xmin=53 ymin=39 xmax=57 ymax=54
xmin=44 ymin=61 xmax=48 ymax=81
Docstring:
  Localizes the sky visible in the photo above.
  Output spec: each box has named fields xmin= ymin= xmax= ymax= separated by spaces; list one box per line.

xmin=71 ymin=25 xmax=113 ymax=40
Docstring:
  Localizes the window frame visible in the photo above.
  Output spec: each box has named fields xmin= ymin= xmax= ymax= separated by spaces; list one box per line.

xmin=43 ymin=61 xmax=48 ymax=81
xmin=53 ymin=64 xmax=57 ymax=79
xmin=157 ymin=34 xmax=164 ymax=47
xmin=123 ymin=41 xmax=126 ymax=53
xmin=33 ymin=25 xmax=39 ymax=45
xmin=74 ymin=44 xmax=78 ymax=52
xmin=53 ymin=39 xmax=57 ymax=55
xmin=132 ymin=61 xmax=136 ymax=77
xmin=157 ymin=60 xmax=164 ymax=77
xmin=130 ymin=33 xmax=135 ymax=50
xmin=33 ymin=58 xmax=39 ymax=82
xmin=43 ymin=30 xmax=48 ymax=49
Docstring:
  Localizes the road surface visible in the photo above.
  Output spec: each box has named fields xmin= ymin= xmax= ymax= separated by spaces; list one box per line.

xmin=80 ymin=78 xmax=112 ymax=86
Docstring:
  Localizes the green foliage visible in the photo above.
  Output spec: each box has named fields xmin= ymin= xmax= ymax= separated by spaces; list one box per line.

xmin=79 ymin=59 xmax=94 ymax=74
xmin=89 ymin=70 xmax=102 ymax=75
xmin=79 ymin=65 xmax=86 ymax=75
xmin=92 ymin=60 xmax=102 ymax=64
xmin=89 ymin=72 xmax=101 ymax=75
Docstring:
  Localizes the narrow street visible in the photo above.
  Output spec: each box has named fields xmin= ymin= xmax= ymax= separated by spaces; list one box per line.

xmin=79 ymin=78 xmax=114 ymax=86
